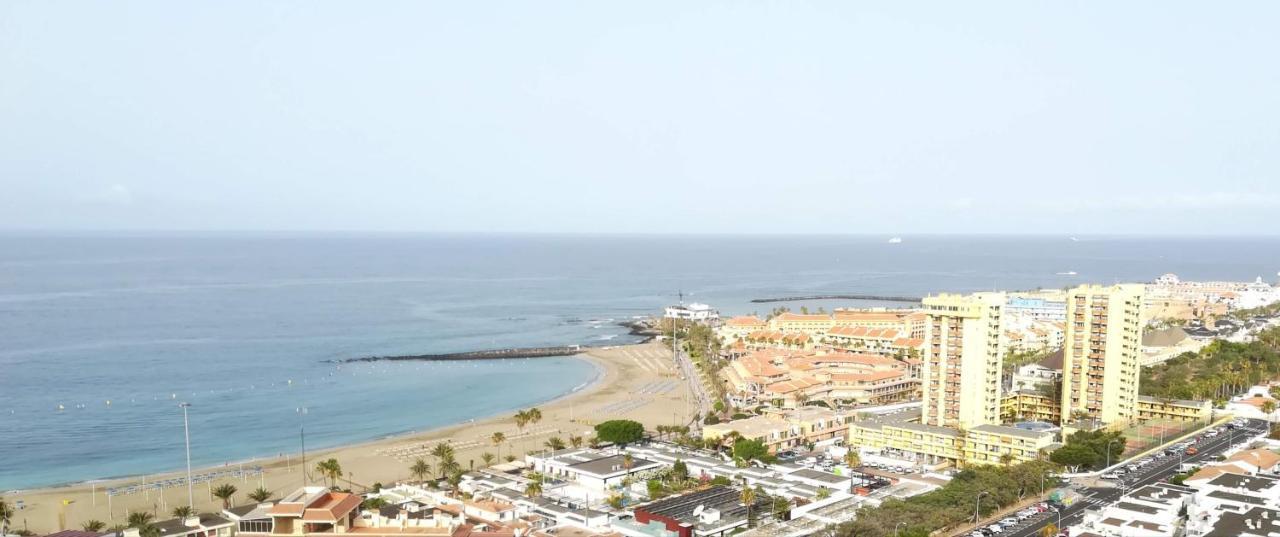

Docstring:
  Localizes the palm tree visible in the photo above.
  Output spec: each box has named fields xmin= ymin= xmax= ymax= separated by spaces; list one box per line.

xmin=0 ymin=499 xmax=11 ymax=534
xmin=480 ymin=452 xmax=496 ymax=467
xmin=491 ymin=431 xmax=507 ymax=460
xmin=212 ymin=483 xmax=238 ymax=509
xmin=524 ymin=478 xmax=543 ymax=498
xmin=431 ymin=444 xmax=456 ymax=479
xmin=81 ymin=520 xmax=107 ymax=532
xmin=446 ymin=470 xmax=464 ymax=496
xmin=315 ymin=459 xmax=343 ymax=489
xmin=248 ymin=487 xmax=273 ymax=503
xmin=623 ymin=453 xmax=635 ymax=479
xmin=410 ymin=458 xmax=432 ymax=483
xmin=999 ymin=452 xmax=1015 ymax=466
xmin=126 ymin=511 xmax=154 ymax=529
xmin=513 ymin=411 xmax=530 ymax=450
xmin=544 ymin=437 xmax=566 ymax=451
xmin=740 ymin=485 xmax=757 ymax=528
xmin=527 ymin=407 xmax=544 ymax=452
xmin=171 ymin=506 xmax=194 ymax=519
xmin=569 ymin=435 xmax=584 ymax=448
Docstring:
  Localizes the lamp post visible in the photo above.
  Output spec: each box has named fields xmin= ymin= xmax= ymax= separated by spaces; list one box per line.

xmin=975 ymin=491 xmax=989 ymax=525
xmin=298 ymin=407 xmax=309 ymax=486
xmin=179 ymin=402 xmax=194 ymax=512
xmin=1106 ymin=438 xmax=1121 ymax=469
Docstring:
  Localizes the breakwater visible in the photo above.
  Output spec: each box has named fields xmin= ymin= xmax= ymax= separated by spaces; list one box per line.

xmin=750 ymin=294 xmax=922 ymax=304
xmin=335 ymin=345 xmax=584 ymax=363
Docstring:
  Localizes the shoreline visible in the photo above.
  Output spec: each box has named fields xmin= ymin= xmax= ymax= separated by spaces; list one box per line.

xmin=7 ymin=355 xmax=609 ymax=494
xmin=6 ymin=342 xmax=689 ymax=533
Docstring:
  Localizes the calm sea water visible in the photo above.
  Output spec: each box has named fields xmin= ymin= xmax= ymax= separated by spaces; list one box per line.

xmin=1 ymin=233 xmax=1277 ymax=490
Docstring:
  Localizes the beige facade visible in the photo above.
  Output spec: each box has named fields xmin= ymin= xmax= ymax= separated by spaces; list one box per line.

xmin=1060 ymin=284 xmax=1145 ymax=427
xmin=920 ymin=292 xmax=1006 ymax=429
xmin=702 ymin=407 xmax=853 ymax=452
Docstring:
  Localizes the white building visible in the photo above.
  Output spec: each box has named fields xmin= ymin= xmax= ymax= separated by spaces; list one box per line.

xmin=665 ymin=302 xmax=719 ymax=322
xmin=525 ymin=448 xmax=664 ymax=494
xmin=1075 ymin=482 xmax=1193 ymax=537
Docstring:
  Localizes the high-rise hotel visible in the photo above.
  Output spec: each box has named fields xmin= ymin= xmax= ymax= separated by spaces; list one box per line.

xmin=1060 ymin=284 xmax=1145 ymax=426
xmin=920 ymin=292 xmax=1007 ymax=429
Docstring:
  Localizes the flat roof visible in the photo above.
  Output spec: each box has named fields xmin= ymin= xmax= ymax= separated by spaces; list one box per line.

xmin=568 ymin=454 xmax=658 ymax=476
xmin=970 ymin=424 xmax=1051 ymax=439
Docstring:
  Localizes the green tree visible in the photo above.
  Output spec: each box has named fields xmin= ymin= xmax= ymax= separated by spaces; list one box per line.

xmin=544 ymin=436 xmax=566 ymax=451
xmin=480 ymin=452 xmax=496 ymax=467
xmin=127 ymin=511 xmax=158 ymax=537
xmin=524 ymin=476 xmax=543 ymax=498
xmin=315 ymin=459 xmax=343 ymax=488
xmin=740 ymin=485 xmax=757 ymax=528
xmin=594 ymin=420 xmax=646 ymax=445
xmin=248 ymin=487 xmax=273 ymax=503
xmin=816 ymin=486 xmax=831 ymax=500
xmin=410 ymin=458 xmax=432 ymax=482
xmin=647 ymin=479 xmax=664 ymax=499
xmin=212 ymin=483 xmax=238 ymax=509
xmin=431 ymin=444 xmax=457 ymax=479
xmin=671 ymin=459 xmax=690 ymax=482
xmin=732 ymin=438 xmax=775 ymax=464
xmin=171 ymin=506 xmax=194 ymax=519
xmin=361 ymin=497 xmax=389 ymax=510
xmin=81 ymin=520 xmax=107 ymax=532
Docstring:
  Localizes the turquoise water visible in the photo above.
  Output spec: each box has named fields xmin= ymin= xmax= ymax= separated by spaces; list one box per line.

xmin=1 ymin=233 xmax=1277 ymax=489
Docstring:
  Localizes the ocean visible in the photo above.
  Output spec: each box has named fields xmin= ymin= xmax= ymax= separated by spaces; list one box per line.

xmin=1 ymin=233 xmax=1277 ymax=490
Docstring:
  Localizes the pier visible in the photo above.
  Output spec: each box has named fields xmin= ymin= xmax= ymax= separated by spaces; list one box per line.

xmin=335 ymin=345 xmax=585 ymax=363
xmin=750 ymin=294 xmax=922 ymax=304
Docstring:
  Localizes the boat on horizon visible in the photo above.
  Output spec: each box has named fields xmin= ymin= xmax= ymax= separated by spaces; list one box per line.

xmin=887 ymin=237 xmax=903 ymax=244
xmin=1056 ymin=271 xmax=1078 ymax=276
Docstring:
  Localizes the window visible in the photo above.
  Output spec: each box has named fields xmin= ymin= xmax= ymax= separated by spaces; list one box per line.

xmin=239 ymin=520 xmax=273 ymax=534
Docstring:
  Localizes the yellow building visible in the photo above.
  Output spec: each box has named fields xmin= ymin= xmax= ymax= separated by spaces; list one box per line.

xmin=1001 ymin=390 xmax=1063 ymax=424
xmin=963 ymin=424 xmax=1056 ymax=465
xmin=1137 ymin=395 xmax=1212 ymax=423
xmin=848 ymin=411 xmax=1055 ymax=467
xmin=920 ymin=292 xmax=1006 ymax=429
xmin=1060 ymin=284 xmax=1145 ymax=427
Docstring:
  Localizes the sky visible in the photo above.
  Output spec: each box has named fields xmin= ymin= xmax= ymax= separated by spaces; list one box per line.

xmin=1 ymin=1 xmax=1277 ymax=235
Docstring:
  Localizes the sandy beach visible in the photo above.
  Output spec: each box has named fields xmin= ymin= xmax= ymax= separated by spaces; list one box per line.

xmin=4 ymin=342 xmax=693 ymax=534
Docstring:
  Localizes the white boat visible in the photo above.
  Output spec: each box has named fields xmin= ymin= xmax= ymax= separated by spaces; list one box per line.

xmin=1056 ymin=271 xmax=1078 ymax=276
xmin=887 ymin=237 xmax=903 ymax=244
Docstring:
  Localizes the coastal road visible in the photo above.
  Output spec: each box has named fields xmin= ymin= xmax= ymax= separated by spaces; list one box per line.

xmin=986 ymin=418 xmax=1269 ymax=537
xmin=673 ymin=345 xmax=712 ymax=429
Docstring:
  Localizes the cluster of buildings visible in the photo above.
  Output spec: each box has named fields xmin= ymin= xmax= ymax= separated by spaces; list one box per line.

xmin=718 ymin=349 xmax=919 ymax=409
xmin=846 ymin=284 xmax=1203 ymax=468
xmin=1069 ymin=446 xmax=1280 ymax=537
xmin=717 ymin=310 xmax=925 ymax=357
xmin=706 ymin=282 xmax=1235 ymax=470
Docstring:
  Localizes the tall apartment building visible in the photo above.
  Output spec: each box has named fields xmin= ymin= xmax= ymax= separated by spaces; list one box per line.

xmin=920 ymin=292 xmax=1006 ymax=429
xmin=1060 ymin=284 xmax=1145 ymax=427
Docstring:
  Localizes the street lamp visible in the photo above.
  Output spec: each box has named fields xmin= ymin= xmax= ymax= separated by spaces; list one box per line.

xmin=298 ymin=407 xmax=309 ymax=485
xmin=179 ymin=402 xmax=194 ymax=512
xmin=975 ymin=491 xmax=989 ymax=524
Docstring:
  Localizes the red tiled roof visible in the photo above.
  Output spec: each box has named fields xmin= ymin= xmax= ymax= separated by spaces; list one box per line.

xmin=302 ymin=492 xmax=361 ymax=522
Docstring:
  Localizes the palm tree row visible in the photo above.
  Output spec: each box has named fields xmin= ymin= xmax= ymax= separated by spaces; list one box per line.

xmin=314 ymin=458 xmax=344 ymax=489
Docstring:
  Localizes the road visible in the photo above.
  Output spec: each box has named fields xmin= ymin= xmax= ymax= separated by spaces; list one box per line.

xmin=970 ymin=418 xmax=1269 ymax=537
xmin=673 ymin=345 xmax=712 ymax=429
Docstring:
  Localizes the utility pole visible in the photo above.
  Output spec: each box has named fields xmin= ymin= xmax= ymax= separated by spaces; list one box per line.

xmin=298 ymin=407 xmax=309 ymax=486
xmin=180 ymin=402 xmax=194 ymax=513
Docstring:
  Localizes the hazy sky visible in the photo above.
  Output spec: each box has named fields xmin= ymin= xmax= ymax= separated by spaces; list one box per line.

xmin=2 ymin=2 xmax=1277 ymax=234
